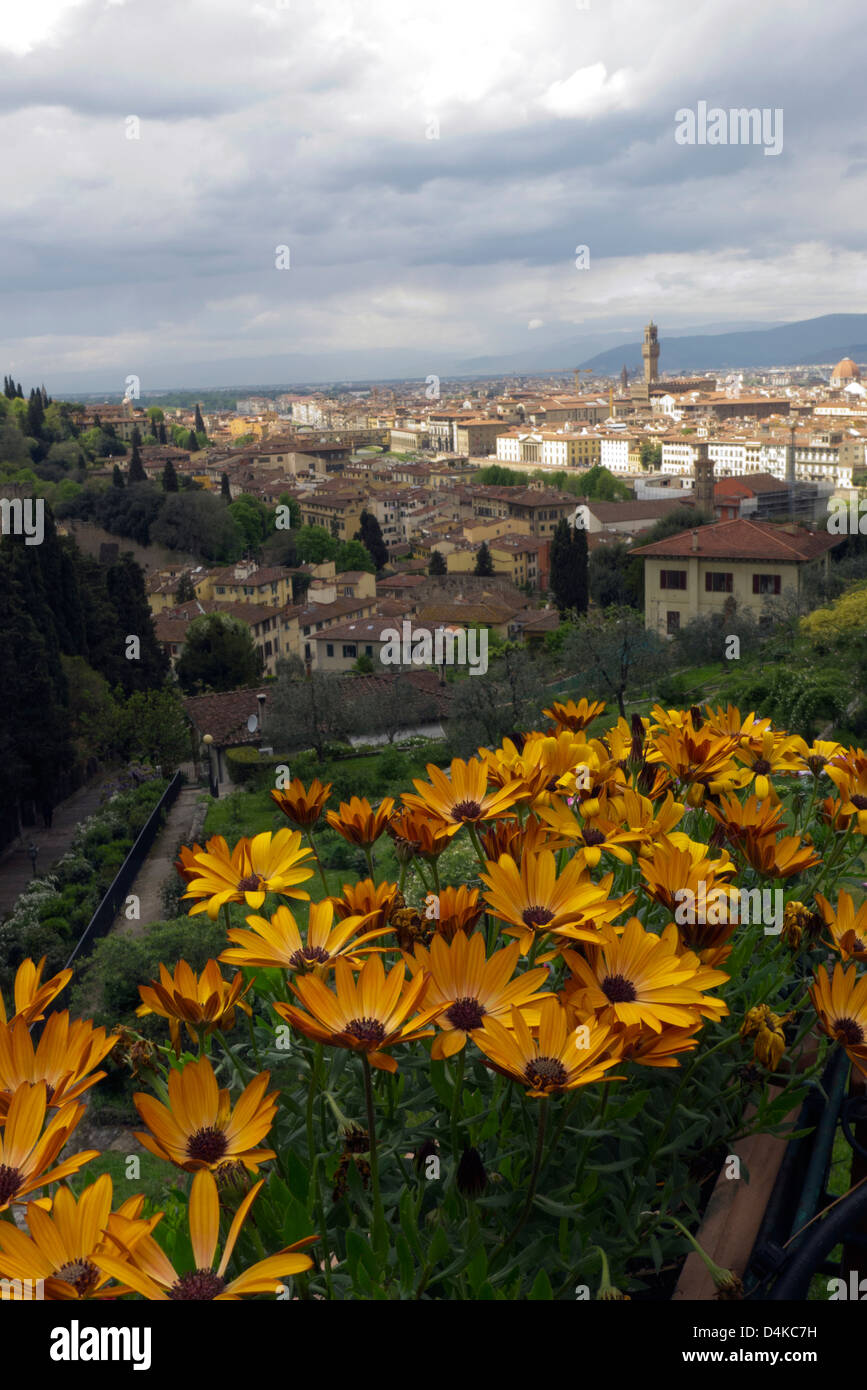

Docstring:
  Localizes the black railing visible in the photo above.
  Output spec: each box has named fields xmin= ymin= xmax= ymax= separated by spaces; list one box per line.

xmin=64 ymin=771 xmax=183 ymax=974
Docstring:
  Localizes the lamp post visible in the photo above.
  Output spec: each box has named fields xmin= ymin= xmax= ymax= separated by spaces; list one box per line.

xmin=27 ymin=842 xmax=39 ymax=879
xmin=203 ymin=734 xmax=217 ymax=798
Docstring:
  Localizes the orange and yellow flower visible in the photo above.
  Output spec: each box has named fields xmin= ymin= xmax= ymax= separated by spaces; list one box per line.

xmin=816 ymin=891 xmax=867 ymax=962
xmin=136 ymin=960 xmax=252 ymax=1053
xmin=386 ymin=806 xmax=454 ymax=861
xmin=402 ymin=757 xmax=522 ymax=830
xmin=481 ymin=850 xmax=632 ymax=953
xmin=221 ymin=901 xmax=390 ymax=975
xmin=133 ymin=1057 xmax=277 ymax=1174
xmin=0 ymin=1084 xmax=98 ymax=1211
xmin=0 ymin=957 xmax=71 ymax=1028
xmin=543 ymin=698 xmax=606 ymax=733
xmin=404 ymin=933 xmax=551 ymax=1059
xmin=95 ymin=1168 xmax=316 ymax=1300
xmin=326 ymin=796 xmax=395 ymax=847
xmin=0 ymin=1012 xmax=117 ymax=1118
xmin=182 ymin=830 xmax=314 ymax=918
xmin=474 ymin=998 xmax=623 ymax=1096
xmin=0 ymin=1174 xmax=158 ymax=1299
xmin=273 ymin=954 xmax=443 ymax=1072
xmin=432 ymin=885 xmax=485 ymax=941
xmin=270 ymin=777 xmax=332 ymax=828
xmin=810 ymin=962 xmax=867 ymax=1075
xmin=330 ymin=878 xmax=400 ymax=933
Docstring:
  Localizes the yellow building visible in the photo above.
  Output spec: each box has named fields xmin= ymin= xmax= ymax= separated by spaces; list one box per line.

xmin=632 ymin=519 xmax=843 ymax=636
xmin=194 ymin=562 xmax=295 ymax=609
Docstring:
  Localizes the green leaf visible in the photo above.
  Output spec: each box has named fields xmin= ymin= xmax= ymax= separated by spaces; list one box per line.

xmin=427 ymin=1225 xmax=450 ymax=1265
xmin=528 ymin=1268 xmax=554 ymax=1300
xmin=395 ymin=1233 xmax=414 ymax=1291
xmin=428 ymin=1059 xmax=453 ymax=1109
xmin=466 ymin=1245 xmax=487 ymax=1293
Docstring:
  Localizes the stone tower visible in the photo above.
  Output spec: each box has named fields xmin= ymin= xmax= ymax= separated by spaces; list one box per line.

xmin=642 ymin=321 xmax=660 ymax=385
xmin=694 ymin=441 xmax=715 ymax=514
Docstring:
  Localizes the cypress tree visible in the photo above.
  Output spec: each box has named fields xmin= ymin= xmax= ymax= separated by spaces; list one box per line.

xmin=186 ymin=429 xmax=199 ymax=453
xmin=128 ymin=441 xmax=146 ymax=484
xmin=429 ymin=550 xmax=447 ymax=575
xmin=220 ymin=472 xmax=231 ymax=501
xmin=572 ymin=522 xmax=588 ymax=615
xmin=474 ymin=540 xmax=494 ymax=576
xmin=549 ymin=518 xmax=573 ymax=615
xmin=158 ymin=421 xmax=168 ymax=445
xmin=162 ymin=458 xmax=179 ymax=492
xmin=112 ymin=463 xmax=125 ymax=488
xmin=194 ymin=403 xmax=205 ymax=434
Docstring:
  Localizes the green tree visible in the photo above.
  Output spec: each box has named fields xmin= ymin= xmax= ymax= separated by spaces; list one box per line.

xmin=228 ymin=495 xmax=271 ymax=554
xmin=186 ymin=429 xmax=200 ymax=453
xmin=566 ymin=608 xmax=665 ymax=719
xmin=194 ymin=404 xmax=206 ymax=435
xmin=354 ymin=509 xmax=388 ymax=571
xmin=429 ymin=550 xmax=447 ymax=575
xmin=474 ymin=540 xmax=494 ymax=576
xmin=115 ymin=686 xmax=191 ymax=772
xmin=150 ymin=491 xmax=241 ymax=560
xmin=640 ymin=440 xmax=662 ymax=472
xmin=295 ymin=525 xmax=339 ymax=564
xmin=175 ymin=571 xmax=197 ymax=604
xmin=147 ymin=406 xmax=165 ymax=425
xmin=128 ymin=441 xmax=146 ymax=484
xmin=263 ymin=658 xmax=349 ymax=760
xmin=176 ymin=613 xmax=264 ymax=694
xmin=588 ymin=539 xmax=643 ymax=610
xmin=112 ymin=464 xmax=125 ymax=488
xmin=162 ymin=458 xmax=179 ymax=492
xmin=335 ymin=538 xmax=376 ymax=573
xmin=220 ymin=472 xmax=231 ymax=501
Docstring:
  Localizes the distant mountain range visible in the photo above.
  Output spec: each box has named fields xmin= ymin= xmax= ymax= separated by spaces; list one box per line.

xmin=580 ymin=314 xmax=867 ymax=375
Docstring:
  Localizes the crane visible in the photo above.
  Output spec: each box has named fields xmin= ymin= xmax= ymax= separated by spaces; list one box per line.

xmin=573 ymin=368 xmax=594 ymax=394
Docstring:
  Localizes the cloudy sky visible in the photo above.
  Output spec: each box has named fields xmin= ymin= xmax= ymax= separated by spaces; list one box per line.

xmin=3 ymin=0 xmax=866 ymax=390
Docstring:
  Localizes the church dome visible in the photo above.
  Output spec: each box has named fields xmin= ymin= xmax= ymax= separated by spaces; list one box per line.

xmin=831 ymin=357 xmax=861 ymax=383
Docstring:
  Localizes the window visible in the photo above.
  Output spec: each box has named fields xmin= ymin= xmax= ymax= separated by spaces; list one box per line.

xmin=304 ymin=643 xmax=311 ymax=659
xmin=660 ymin=570 xmax=687 ymax=590
xmin=753 ymin=574 xmax=781 ymax=595
xmin=216 ymin=586 xmax=226 ymax=595
xmin=365 ymin=645 xmax=373 ymax=656
xmin=343 ymin=644 xmax=357 ymax=658
xmin=326 ymin=643 xmax=334 ymax=657
xmin=303 ymin=625 xmax=310 ymax=636
xmin=705 ymin=572 xmax=733 ymax=593
xmin=666 ymin=611 xmax=681 ymax=634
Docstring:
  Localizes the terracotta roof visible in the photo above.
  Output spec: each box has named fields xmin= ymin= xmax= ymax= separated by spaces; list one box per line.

xmin=184 ymin=687 xmax=270 ymax=745
xmin=337 ymin=668 xmax=452 ymax=718
xmin=631 ymin=518 xmax=845 ymax=562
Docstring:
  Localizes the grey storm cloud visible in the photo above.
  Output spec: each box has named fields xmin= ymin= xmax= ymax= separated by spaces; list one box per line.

xmin=1 ymin=0 xmax=865 ymax=389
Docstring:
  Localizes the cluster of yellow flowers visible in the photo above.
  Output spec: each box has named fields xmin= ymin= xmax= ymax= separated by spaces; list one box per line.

xmin=1 ymin=698 xmax=866 ymax=1299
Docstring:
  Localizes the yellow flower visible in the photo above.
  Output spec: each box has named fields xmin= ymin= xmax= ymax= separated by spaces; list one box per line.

xmin=542 ymin=698 xmax=606 ymax=733
xmin=0 ymin=1174 xmax=158 ymax=1300
xmin=221 ymin=901 xmax=390 ymax=975
xmin=0 ymin=957 xmax=72 ymax=1028
xmin=402 ymin=757 xmax=522 ymax=830
xmin=182 ymin=830 xmax=314 ymax=918
xmin=136 ymin=959 xmax=252 ymax=1053
xmin=330 ymin=878 xmax=400 ymax=933
xmin=480 ymin=850 xmax=633 ymax=953
xmin=432 ymin=885 xmax=485 ymax=941
xmin=638 ymin=834 xmax=735 ymax=915
xmin=810 ymin=962 xmax=867 ymax=1075
xmin=386 ymin=806 xmax=454 ymax=861
xmin=133 ymin=1057 xmax=277 ymax=1173
xmin=404 ymin=932 xmax=551 ymax=1059
xmin=825 ymin=750 xmax=867 ymax=834
xmin=0 ymin=1012 xmax=117 ymax=1118
xmin=535 ymin=797 xmax=641 ymax=869
xmin=733 ymin=729 xmax=805 ymax=801
xmin=474 ymin=999 xmax=623 ymax=1097
xmin=561 ymin=917 xmax=727 ymax=1034
xmin=270 ymin=777 xmax=332 ymax=828
xmin=325 ymin=796 xmax=395 ymax=847
xmin=0 ymin=1083 xmax=98 ymax=1212
xmin=95 ymin=1168 xmax=316 ymax=1299
xmin=273 ymin=954 xmax=444 ymax=1073
xmin=816 ymin=891 xmax=867 ymax=962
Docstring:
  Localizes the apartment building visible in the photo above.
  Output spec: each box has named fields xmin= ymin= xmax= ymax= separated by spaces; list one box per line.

xmin=195 ymin=562 xmax=295 ymax=609
xmin=495 ymin=430 xmax=601 ymax=469
xmin=298 ymin=487 xmax=366 ymax=541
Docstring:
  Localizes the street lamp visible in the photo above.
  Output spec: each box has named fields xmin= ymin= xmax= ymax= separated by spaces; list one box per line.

xmin=27 ymin=842 xmax=39 ymax=879
xmin=202 ymin=734 xmax=217 ymax=798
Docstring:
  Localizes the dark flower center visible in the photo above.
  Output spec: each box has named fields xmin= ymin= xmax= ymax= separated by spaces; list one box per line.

xmin=582 ymin=829 xmax=606 ymax=847
xmin=0 ymin=1164 xmax=21 ymax=1204
xmin=446 ymin=996 xmax=486 ymax=1031
xmin=344 ymin=1016 xmax=386 ymax=1045
xmin=215 ymin=1160 xmax=248 ymax=1191
xmin=289 ymin=944 xmax=331 ymax=968
xmin=752 ymin=759 xmax=772 ymax=776
xmin=522 ymin=905 xmax=555 ymax=927
xmin=601 ymin=973 xmax=638 ymax=1003
xmin=807 ymin=755 xmax=827 ymax=775
xmin=835 ymin=1016 xmax=866 ymax=1046
xmin=170 ymin=1269 xmax=227 ymax=1300
xmin=186 ymin=1125 xmax=229 ymax=1164
xmin=56 ymin=1258 xmax=100 ymax=1297
xmin=237 ymin=872 xmax=264 ymax=892
xmin=451 ymin=799 xmax=483 ymax=821
xmin=851 ymin=795 xmax=867 ymax=811
xmin=523 ymin=1056 xmax=568 ymax=1090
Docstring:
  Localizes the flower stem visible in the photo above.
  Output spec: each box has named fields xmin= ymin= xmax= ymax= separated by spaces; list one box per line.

xmin=362 ymin=1054 xmax=388 ymax=1261
xmin=306 ymin=828 xmax=331 ymax=895
xmin=450 ymin=1048 xmax=466 ymax=1169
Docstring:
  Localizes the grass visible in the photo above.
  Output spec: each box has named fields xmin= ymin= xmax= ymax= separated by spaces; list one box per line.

xmin=79 ymin=1150 xmax=183 ymax=1215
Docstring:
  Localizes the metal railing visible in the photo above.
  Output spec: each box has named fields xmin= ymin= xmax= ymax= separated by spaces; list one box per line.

xmin=63 ymin=771 xmax=183 ymax=973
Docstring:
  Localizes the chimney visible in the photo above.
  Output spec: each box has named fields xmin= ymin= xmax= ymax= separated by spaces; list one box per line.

xmin=691 ymin=529 xmax=699 ymax=551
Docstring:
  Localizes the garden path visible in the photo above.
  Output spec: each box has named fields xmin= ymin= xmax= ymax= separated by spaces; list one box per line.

xmin=0 ymin=773 xmax=118 ymax=920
